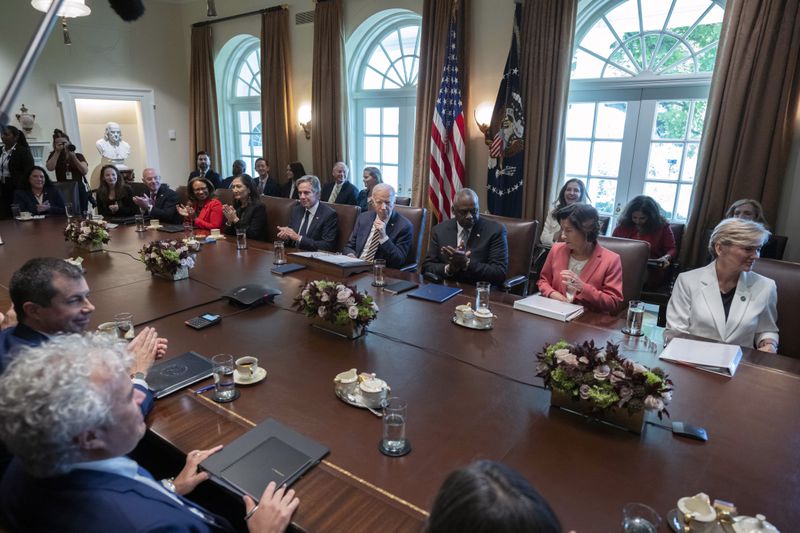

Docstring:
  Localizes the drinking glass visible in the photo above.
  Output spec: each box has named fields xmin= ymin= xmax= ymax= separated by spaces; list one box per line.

xmin=622 ymin=502 xmax=661 ymax=533
xmin=134 ymin=214 xmax=146 ymax=232
xmin=10 ymin=204 xmax=20 ymax=219
xmin=183 ymin=219 xmax=194 ymax=240
xmin=273 ymin=240 xmax=286 ymax=265
xmin=113 ymin=312 xmax=134 ymax=340
xmin=475 ymin=281 xmax=491 ymax=310
xmin=624 ymin=300 xmax=645 ymax=336
xmin=64 ymin=202 xmax=74 ymax=221
xmin=235 ymin=228 xmax=247 ymax=250
xmin=212 ymin=354 xmax=237 ymax=402
xmin=380 ymin=397 xmax=408 ymax=455
xmin=372 ymin=259 xmax=386 ymax=287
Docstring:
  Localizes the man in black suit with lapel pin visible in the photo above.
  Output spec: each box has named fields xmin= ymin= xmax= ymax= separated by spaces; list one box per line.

xmin=320 ymin=162 xmax=358 ymax=205
xmin=277 ymin=175 xmax=338 ymax=251
xmin=422 ymin=188 xmax=508 ymax=286
xmin=188 ymin=151 xmax=221 ymax=189
xmin=343 ymin=183 xmax=412 ymax=269
xmin=132 ymin=168 xmax=182 ymax=225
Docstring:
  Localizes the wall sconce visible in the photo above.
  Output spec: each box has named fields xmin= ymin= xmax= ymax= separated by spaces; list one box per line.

xmin=31 ymin=0 xmax=91 ymax=45
xmin=474 ymin=102 xmax=494 ymax=137
xmin=206 ymin=0 xmax=217 ymax=17
xmin=298 ymin=104 xmax=312 ymax=140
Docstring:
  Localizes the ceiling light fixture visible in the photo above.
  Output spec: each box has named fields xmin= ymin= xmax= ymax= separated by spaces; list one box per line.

xmin=31 ymin=0 xmax=91 ymax=45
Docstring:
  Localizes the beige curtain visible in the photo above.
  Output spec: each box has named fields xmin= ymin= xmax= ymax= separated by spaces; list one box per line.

xmin=519 ymin=0 xmax=577 ymax=224
xmin=311 ymin=0 xmax=347 ymax=181
xmin=682 ymin=0 xmax=800 ymax=267
xmin=189 ymin=25 xmax=221 ymax=172
xmin=261 ymin=8 xmax=297 ymax=188
xmin=411 ymin=0 xmax=468 ymax=209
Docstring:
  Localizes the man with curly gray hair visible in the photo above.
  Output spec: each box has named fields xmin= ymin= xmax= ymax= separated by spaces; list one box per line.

xmin=0 ymin=334 xmax=300 ymax=532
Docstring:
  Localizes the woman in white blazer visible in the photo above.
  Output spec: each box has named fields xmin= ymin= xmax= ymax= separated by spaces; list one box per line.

xmin=666 ymin=218 xmax=778 ymax=351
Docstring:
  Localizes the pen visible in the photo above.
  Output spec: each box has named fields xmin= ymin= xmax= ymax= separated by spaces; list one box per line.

xmin=194 ymin=384 xmax=215 ymax=394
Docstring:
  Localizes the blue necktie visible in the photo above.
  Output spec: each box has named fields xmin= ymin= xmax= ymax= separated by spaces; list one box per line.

xmin=299 ymin=210 xmax=310 ymax=236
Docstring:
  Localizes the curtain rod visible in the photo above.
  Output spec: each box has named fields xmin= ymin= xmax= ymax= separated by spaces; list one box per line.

xmin=192 ymin=4 xmax=287 ymax=28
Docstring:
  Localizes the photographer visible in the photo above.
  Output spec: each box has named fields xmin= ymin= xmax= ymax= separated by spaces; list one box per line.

xmin=45 ymin=129 xmax=94 ymax=212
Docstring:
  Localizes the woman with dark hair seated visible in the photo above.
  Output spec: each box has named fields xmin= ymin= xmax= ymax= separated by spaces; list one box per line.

xmin=612 ymin=195 xmax=676 ymax=289
xmin=540 ymin=178 xmax=590 ymax=248
xmin=95 ymin=164 xmax=136 ymax=218
xmin=357 ymin=166 xmax=383 ymax=211
xmin=177 ymin=177 xmax=223 ymax=231
xmin=426 ymin=461 xmax=561 ymax=533
xmin=222 ymin=176 xmax=267 ymax=240
xmin=0 ymin=125 xmax=34 ymax=218
xmin=13 ymin=166 xmax=65 ymax=216
xmin=537 ymin=203 xmax=623 ymax=314
xmin=282 ymin=161 xmax=307 ymax=200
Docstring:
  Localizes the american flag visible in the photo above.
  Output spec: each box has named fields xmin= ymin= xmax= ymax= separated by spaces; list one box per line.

xmin=428 ymin=13 xmax=465 ymax=222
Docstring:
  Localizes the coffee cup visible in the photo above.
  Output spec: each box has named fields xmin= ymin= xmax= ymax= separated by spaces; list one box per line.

xmin=149 ymin=219 xmax=161 ymax=228
xmin=677 ymin=493 xmax=717 ymax=533
xmin=334 ymin=368 xmax=359 ymax=400
xmin=359 ymin=378 xmax=389 ymax=408
xmin=92 ymin=214 xmax=103 ymax=221
xmin=97 ymin=322 xmax=117 ymax=336
xmin=210 ymin=228 xmax=221 ymax=237
xmin=455 ymin=303 xmax=474 ymax=323
xmin=19 ymin=211 xmax=32 ymax=220
xmin=473 ymin=308 xmax=493 ymax=328
xmin=235 ymin=356 xmax=259 ymax=380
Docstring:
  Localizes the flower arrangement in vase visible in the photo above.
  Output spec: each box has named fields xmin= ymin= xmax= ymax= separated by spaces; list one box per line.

xmin=64 ymin=219 xmax=109 ymax=251
xmin=139 ymin=239 xmax=196 ymax=280
xmin=536 ymin=340 xmax=673 ymax=433
xmin=293 ymin=280 xmax=379 ymax=339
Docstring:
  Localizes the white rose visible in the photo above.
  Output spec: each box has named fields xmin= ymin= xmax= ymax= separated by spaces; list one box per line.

xmin=317 ymin=307 xmax=327 ymax=318
xmin=348 ymin=306 xmax=359 ymax=319
xmin=320 ymin=293 xmax=330 ymax=302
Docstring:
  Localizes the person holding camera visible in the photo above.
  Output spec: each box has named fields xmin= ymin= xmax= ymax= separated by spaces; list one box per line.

xmin=45 ymin=129 xmax=93 ymax=213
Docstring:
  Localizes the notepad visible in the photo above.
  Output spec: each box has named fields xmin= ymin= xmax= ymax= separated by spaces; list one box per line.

xmin=271 ymin=263 xmax=306 ymax=276
xmin=512 ymin=294 xmax=584 ymax=322
xmin=659 ymin=337 xmax=743 ymax=377
xmin=382 ymin=280 xmax=419 ymax=294
xmin=146 ymin=351 xmax=214 ymax=398
xmin=407 ymin=284 xmax=462 ymax=303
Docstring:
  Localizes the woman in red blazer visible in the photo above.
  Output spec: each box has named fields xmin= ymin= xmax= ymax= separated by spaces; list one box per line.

xmin=177 ymin=176 xmax=223 ymax=231
xmin=537 ymin=204 xmax=623 ymax=314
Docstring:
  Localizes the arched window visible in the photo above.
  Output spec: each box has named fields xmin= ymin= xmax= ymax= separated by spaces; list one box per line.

xmin=565 ymin=0 xmax=725 ymax=222
xmin=348 ymin=10 xmax=421 ymax=197
xmin=217 ymin=36 xmax=262 ymax=177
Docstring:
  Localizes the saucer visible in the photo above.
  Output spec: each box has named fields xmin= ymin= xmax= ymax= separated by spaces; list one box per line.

xmin=234 ymin=367 xmax=267 ymax=385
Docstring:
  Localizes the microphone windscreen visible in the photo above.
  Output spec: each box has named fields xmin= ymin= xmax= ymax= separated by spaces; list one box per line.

xmin=108 ymin=0 xmax=145 ymax=21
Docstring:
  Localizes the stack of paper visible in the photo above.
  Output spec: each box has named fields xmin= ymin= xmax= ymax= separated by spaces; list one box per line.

xmin=659 ymin=337 xmax=743 ymax=377
xmin=513 ymin=294 xmax=584 ymax=322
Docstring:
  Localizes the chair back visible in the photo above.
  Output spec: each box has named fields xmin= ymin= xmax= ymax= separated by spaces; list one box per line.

xmin=597 ymin=235 xmax=650 ymax=313
xmin=261 ymin=196 xmax=295 ymax=243
xmin=395 ymin=196 xmax=412 ymax=206
xmin=53 ymin=181 xmax=79 ymax=209
xmin=599 ymin=216 xmax=610 ymax=236
xmin=129 ymin=182 xmax=149 ymax=198
xmin=325 ymin=202 xmax=361 ymax=252
xmin=482 ymin=213 xmax=539 ymax=295
xmin=394 ymin=205 xmax=427 ymax=270
xmin=669 ymin=223 xmax=685 ymax=252
xmin=214 ymin=188 xmax=234 ymax=206
xmin=752 ymin=258 xmax=800 ymax=358
xmin=762 ymin=235 xmax=788 ymax=260
xmin=175 ymin=186 xmax=189 ymax=205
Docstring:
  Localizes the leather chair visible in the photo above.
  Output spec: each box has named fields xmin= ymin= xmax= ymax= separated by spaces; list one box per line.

xmin=214 ymin=188 xmax=234 ymax=206
xmin=175 ymin=186 xmax=189 ymax=205
xmin=395 ymin=196 xmax=412 ymax=206
xmin=596 ymin=235 xmax=650 ymax=314
xmin=752 ymin=258 xmax=800 ymax=358
xmin=129 ymin=182 xmax=149 ymax=198
xmin=260 ymin=195 xmax=295 ymax=243
xmin=641 ymin=223 xmax=685 ymax=326
xmin=762 ymin=235 xmax=788 ymax=260
xmin=325 ymin=201 xmax=361 ymax=252
xmin=483 ymin=213 xmax=539 ymax=296
xmin=394 ymin=205 xmax=427 ymax=271
xmin=53 ymin=181 xmax=79 ymax=210
xmin=599 ymin=215 xmax=610 ymax=236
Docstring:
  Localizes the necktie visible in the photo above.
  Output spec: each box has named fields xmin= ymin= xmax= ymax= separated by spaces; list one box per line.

xmin=329 ymin=183 xmax=342 ymax=203
xmin=298 ymin=210 xmax=310 ymax=236
xmin=459 ymin=227 xmax=468 ymax=248
xmin=362 ymin=226 xmax=381 ymax=262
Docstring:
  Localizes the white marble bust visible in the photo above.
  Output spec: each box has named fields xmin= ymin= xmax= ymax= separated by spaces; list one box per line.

xmin=96 ymin=121 xmax=131 ymax=167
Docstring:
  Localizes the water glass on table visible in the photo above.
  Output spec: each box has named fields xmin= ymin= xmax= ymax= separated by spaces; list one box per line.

xmin=10 ymin=204 xmax=20 ymax=219
xmin=235 ymin=228 xmax=247 ymax=250
xmin=475 ymin=281 xmax=491 ymax=310
xmin=134 ymin=214 xmax=146 ymax=232
xmin=624 ymin=300 xmax=645 ymax=336
xmin=273 ymin=240 xmax=286 ymax=264
xmin=379 ymin=397 xmax=409 ymax=456
xmin=211 ymin=354 xmax=237 ymax=402
xmin=372 ymin=259 xmax=386 ymax=287
xmin=622 ymin=502 xmax=661 ymax=533
xmin=113 ymin=312 xmax=134 ymax=340
xmin=64 ymin=202 xmax=74 ymax=222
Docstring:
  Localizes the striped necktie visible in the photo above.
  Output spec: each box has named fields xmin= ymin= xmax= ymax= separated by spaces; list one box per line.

xmin=362 ymin=227 xmax=381 ymax=262
xmin=329 ymin=183 xmax=342 ymax=202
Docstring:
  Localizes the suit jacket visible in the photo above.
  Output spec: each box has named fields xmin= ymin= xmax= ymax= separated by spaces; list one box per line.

xmin=148 ymin=184 xmax=181 ymax=224
xmin=666 ymin=261 xmax=779 ymax=348
xmin=321 ymin=180 xmax=358 ymax=205
xmin=1 ymin=144 xmax=34 ymax=190
xmin=288 ymin=202 xmax=338 ymax=251
xmin=343 ymin=210 xmax=413 ymax=268
xmin=223 ymin=201 xmax=267 ymax=240
xmin=536 ymin=242 xmax=623 ymax=314
xmin=258 ymin=176 xmax=282 ymax=197
xmin=188 ymin=169 xmax=221 ymax=190
xmin=422 ymin=217 xmax=509 ymax=286
xmin=356 ymin=189 xmax=370 ymax=212
xmin=13 ymin=185 xmax=66 ymax=215
xmin=0 ymin=461 xmax=231 ymax=533
xmin=282 ymin=180 xmax=300 ymax=199
xmin=97 ymin=186 xmax=137 ymax=218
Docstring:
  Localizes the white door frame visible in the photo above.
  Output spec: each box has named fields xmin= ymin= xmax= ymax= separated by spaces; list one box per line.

xmin=55 ymin=84 xmax=160 ymax=169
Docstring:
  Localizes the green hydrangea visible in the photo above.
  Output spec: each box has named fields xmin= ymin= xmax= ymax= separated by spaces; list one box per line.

xmin=587 ymin=384 xmax=619 ymax=409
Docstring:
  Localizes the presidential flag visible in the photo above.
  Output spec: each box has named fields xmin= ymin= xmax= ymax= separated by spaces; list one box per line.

xmin=428 ymin=10 xmax=465 ymax=222
xmin=486 ymin=3 xmax=524 ymax=218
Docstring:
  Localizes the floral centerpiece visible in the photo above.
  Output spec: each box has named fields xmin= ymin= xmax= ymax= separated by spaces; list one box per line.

xmin=294 ymin=280 xmax=379 ymax=339
xmin=536 ymin=340 xmax=673 ymax=432
xmin=139 ymin=239 xmax=196 ymax=280
xmin=64 ymin=219 xmax=109 ymax=251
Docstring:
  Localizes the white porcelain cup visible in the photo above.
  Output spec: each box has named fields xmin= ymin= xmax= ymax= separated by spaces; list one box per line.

xmin=210 ymin=228 xmax=221 ymax=237
xmin=473 ymin=308 xmax=493 ymax=328
xmin=455 ymin=304 xmax=474 ymax=323
xmin=19 ymin=211 xmax=32 ymax=219
xmin=359 ymin=378 xmax=388 ymax=408
xmin=235 ymin=356 xmax=259 ymax=380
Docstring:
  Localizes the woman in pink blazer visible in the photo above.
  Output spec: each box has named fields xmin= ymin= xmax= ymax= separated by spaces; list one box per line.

xmin=537 ymin=204 xmax=623 ymax=314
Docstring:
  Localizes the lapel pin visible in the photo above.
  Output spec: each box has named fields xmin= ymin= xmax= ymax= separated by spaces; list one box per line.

xmin=740 ymin=296 xmax=746 ymax=301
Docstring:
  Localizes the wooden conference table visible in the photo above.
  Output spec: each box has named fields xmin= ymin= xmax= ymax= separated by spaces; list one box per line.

xmin=0 ymin=218 xmax=798 ymax=532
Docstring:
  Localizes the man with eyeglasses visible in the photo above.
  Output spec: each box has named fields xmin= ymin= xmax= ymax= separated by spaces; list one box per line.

xmin=343 ymin=183 xmax=412 ymax=268
xmin=422 ymin=188 xmax=508 ymax=286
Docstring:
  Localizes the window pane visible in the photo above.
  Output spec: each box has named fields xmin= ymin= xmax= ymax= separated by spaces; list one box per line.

xmin=236 ymin=79 xmax=250 ymax=97
xmin=654 ymin=101 xmax=689 ymax=140
xmin=595 ymin=103 xmax=627 ymax=139
xmin=365 ymin=108 xmax=381 ymax=134
xmin=363 ymin=68 xmax=384 ymax=90
xmin=382 ymin=137 xmax=399 ymax=164
xmin=382 ymin=165 xmax=399 ymax=189
xmin=643 ymin=181 xmax=677 ymax=218
xmin=675 ymin=184 xmax=693 ymax=221
xmin=381 ymin=32 xmax=401 ymax=61
xmin=383 ymin=107 xmax=399 ymax=135
xmin=590 ymin=141 xmax=622 ymax=177
xmin=647 ymin=142 xmax=684 ymax=180
xmin=587 ymin=178 xmax=617 ymax=215
xmin=690 ymin=100 xmax=707 ymax=139
xmin=565 ymin=140 xmax=591 ymax=175
xmin=579 ymin=19 xmax=617 ymax=59
xmin=566 ymin=103 xmax=595 ymax=138
xmin=365 ymin=136 xmax=380 ymax=162
xmin=571 ymin=49 xmax=605 ymax=79
xmin=682 ymin=142 xmax=699 ymax=182
xmin=238 ymin=111 xmax=251 ymax=132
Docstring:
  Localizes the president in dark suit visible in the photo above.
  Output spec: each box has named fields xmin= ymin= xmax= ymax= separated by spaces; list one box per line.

xmin=343 ymin=183 xmax=412 ymax=268
xmin=277 ymin=175 xmax=338 ymax=252
xmin=320 ymin=162 xmax=358 ymax=205
xmin=0 ymin=334 xmax=299 ymax=532
xmin=422 ymin=188 xmax=509 ymax=286
xmin=132 ymin=168 xmax=182 ymax=224
xmin=188 ymin=150 xmax=221 ymax=189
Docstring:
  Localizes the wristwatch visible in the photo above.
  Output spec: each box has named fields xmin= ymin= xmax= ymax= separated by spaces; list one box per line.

xmin=161 ymin=477 xmax=176 ymax=493
xmin=131 ymin=372 xmax=146 ymax=380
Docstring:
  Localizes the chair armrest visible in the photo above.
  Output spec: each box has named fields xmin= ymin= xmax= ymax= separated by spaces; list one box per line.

xmin=502 ymin=275 xmax=527 ymax=291
xmin=400 ymin=263 xmax=418 ymax=273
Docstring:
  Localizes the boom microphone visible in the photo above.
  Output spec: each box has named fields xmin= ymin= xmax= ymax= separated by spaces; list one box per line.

xmin=108 ymin=0 xmax=145 ymax=21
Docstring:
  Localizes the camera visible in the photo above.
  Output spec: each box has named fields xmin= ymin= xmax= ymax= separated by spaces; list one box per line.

xmin=67 ymin=144 xmax=76 ymax=152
